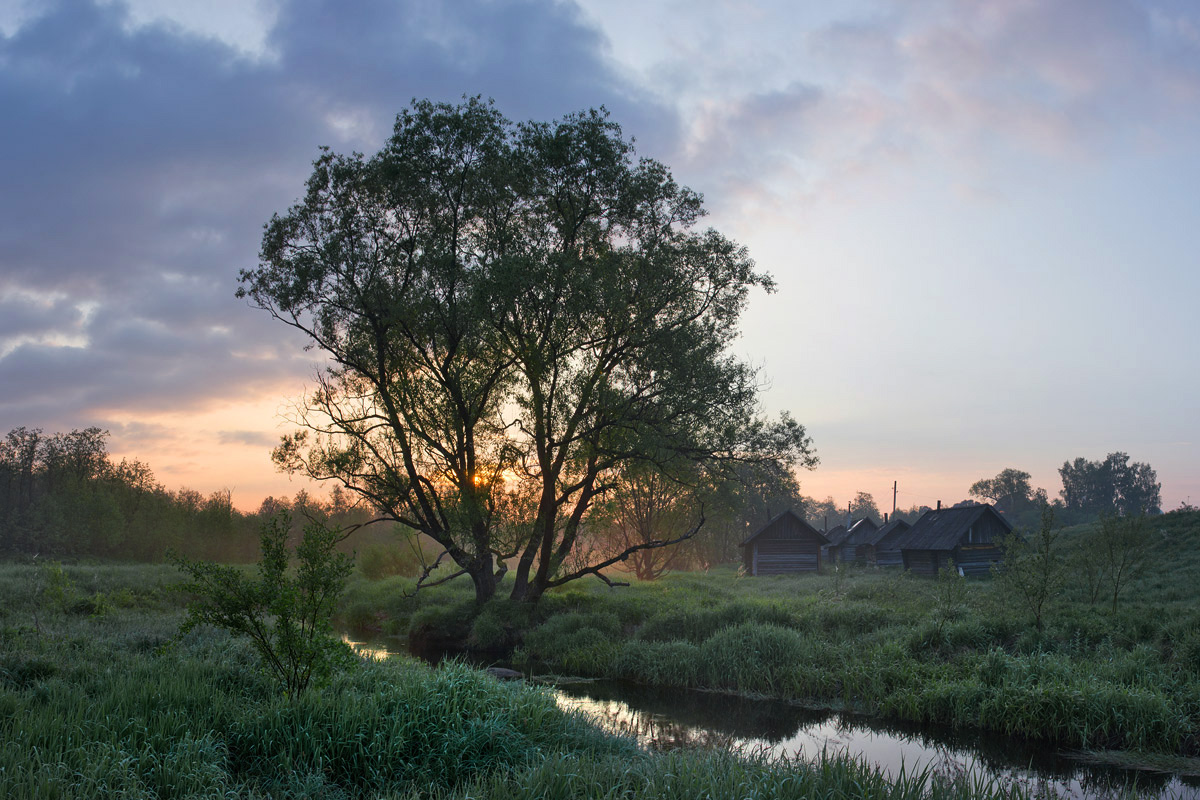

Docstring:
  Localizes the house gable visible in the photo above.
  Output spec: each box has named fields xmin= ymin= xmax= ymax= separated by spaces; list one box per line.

xmin=742 ymin=509 xmax=829 ymax=576
xmin=898 ymin=504 xmax=1013 ymax=577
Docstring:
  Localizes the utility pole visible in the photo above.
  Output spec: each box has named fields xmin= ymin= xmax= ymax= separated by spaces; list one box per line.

xmin=893 ymin=480 xmax=897 ymax=515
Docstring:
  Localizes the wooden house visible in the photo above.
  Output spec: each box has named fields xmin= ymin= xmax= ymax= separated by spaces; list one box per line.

xmin=896 ymin=504 xmax=1013 ymax=577
xmin=820 ymin=523 xmax=848 ymax=564
xmin=741 ymin=509 xmax=829 ymax=575
xmin=859 ymin=517 xmax=911 ymax=566
xmin=837 ymin=518 xmax=879 ymax=563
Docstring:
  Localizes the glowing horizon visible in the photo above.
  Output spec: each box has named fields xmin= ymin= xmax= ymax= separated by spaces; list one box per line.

xmin=1 ymin=0 xmax=1196 ymax=517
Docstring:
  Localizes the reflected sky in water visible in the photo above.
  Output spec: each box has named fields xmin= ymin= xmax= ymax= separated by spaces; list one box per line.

xmin=341 ymin=633 xmax=1198 ymax=800
xmin=554 ymin=681 xmax=1200 ymax=800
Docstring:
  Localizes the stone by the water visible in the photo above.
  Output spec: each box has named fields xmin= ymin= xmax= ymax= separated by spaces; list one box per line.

xmin=485 ymin=666 xmax=524 ymax=681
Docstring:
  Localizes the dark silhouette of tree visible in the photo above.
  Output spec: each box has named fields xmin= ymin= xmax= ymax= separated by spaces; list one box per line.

xmin=970 ymin=468 xmax=1033 ymax=514
xmin=804 ymin=491 xmax=879 ymax=529
xmin=0 ymin=426 xmax=268 ymax=562
xmin=850 ymin=491 xmax=882 ymax=525
xmin=240 ymin=98 xmax=814 ymax=604
xmin=969 ymin=468 xmax=1050 ymax=529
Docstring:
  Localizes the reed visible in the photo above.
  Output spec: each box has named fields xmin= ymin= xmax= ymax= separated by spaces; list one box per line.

xmin=431 ymin=748 xmax=1033 ymax=800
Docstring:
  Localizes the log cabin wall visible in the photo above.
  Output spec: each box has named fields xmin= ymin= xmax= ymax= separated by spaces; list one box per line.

xmin=743 ymin=510 xmax=826 ymax=575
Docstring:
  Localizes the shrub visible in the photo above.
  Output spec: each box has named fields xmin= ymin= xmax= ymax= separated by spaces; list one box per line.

xmin=174 ymin=512 xmax=355 ymax=695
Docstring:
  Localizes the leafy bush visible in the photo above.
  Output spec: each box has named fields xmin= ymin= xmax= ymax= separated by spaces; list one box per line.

xmin=175 ymin=512 xmax=354 ymax=695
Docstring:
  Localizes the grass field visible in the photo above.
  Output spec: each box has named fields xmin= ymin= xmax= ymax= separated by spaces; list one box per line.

xmin=2 ymin=510 xmax=1197 ymax=797
xmin=340 ymin=510 xmax=1200 ymax=762
xmin=0 ymin=562 xmax=1038 ymax=799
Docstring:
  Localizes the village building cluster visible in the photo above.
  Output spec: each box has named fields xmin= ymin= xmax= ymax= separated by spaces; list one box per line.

xmin=740 ymin=503 xmax=1013 ymax=577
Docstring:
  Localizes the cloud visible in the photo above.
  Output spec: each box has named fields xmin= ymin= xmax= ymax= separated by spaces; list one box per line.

xmin=670 ymin=0 xmax=1200 ymax=213
xmin=0 ymin=0 xmax=673 ymax=442
xmin=0 ymin=289 xmax=87 ymax=346
xmin=217 ymin=429 xmax=278 ymax=447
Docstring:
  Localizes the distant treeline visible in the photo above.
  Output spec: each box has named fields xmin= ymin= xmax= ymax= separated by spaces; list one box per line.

xmin=803 ymin=454 xmax=1163 ymax=534
xmin=0 ymin=425 xmax=1169 ymax=568
xmin=0 ymin=427 xmax=403 ymax=563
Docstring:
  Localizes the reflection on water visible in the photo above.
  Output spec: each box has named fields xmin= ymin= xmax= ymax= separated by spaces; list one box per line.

xmin=339 ymin=632 xmax=1198 ymax=799
xmin=341 ymin=634 xmax=393 ymax=661
xmin=552 ymin=681 xmax=1198 ymax=800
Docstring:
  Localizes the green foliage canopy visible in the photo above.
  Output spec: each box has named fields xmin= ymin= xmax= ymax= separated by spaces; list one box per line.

xmin=239 ymin=98 xmax=814 ymax=604
xmin=1059 ymin=452 xmax=1161 ymax=517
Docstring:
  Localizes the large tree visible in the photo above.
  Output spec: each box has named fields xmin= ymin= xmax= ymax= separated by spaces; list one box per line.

xmin=1059 ymin=452 xmax=1161 ymax=518
xmin=968 ymin=468 xmax=1048 ymax=527
xmin=240 ymin=98 xmax=813 ymax=604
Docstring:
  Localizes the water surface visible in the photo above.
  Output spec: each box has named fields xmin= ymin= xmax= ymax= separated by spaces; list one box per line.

xmin=552 ymin=679 xmax=1199 ymax=800
xmin=342 ymin=634 xmax=1199 ymax=799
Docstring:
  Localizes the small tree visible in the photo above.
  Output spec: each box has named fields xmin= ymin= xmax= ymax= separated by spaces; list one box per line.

xmin=996 ymin=505 xmax=1064 ymax=631
xmin=1072 ymin=544 xmax=1105 ymax=606
xmin=175 ymin=512 xmax=354 ymax=695
xmin=933 ymin=560 xmax=967 ymax=635
xmin=1095 ymin=513 xmax=1151 ymax=614
xmin=598 ymin=465 xmax=699 ymax=581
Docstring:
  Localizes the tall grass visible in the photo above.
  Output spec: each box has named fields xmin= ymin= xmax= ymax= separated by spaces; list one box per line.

xmin=0 ymin=605 xmax=624 ymax=797
xmin=433 ymin=749 xmax=1033 ymax=800
xmin=359 ymin=512 xmax=1200 ymax=759
xmin=0 ymin=564 xmax=1035 ymax=800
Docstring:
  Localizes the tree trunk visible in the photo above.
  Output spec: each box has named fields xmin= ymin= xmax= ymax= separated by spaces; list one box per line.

xmin=509 ymin=497 xmax=557 ymax=603
xmin=472 ymin=559 xmax=497 ymax=604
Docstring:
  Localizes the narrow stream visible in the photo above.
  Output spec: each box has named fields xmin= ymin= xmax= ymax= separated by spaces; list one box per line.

xmin=343 ymin=634 xmax=1199 ymax=800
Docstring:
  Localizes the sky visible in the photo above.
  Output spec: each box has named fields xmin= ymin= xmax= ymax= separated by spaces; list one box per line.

xmin=1 ymin=0 xmax=1197 ymax=513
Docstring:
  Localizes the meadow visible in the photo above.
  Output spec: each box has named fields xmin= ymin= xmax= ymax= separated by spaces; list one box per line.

xmin=0 ymin=564 xmax=1034 ymax=799
xmin=2 ymin=510 xmax=1197 ymax=797
xmin=341 ymin=510 xmax=1200 ymax=766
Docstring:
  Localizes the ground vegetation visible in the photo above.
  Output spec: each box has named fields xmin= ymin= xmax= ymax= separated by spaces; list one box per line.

xmin=175 ymin=512 xmax=354 ymax=695
xmin=1 ymin=563 xmax=1033 ymax=800
xmin=343 ymin=509 xmax=1200 ymax=763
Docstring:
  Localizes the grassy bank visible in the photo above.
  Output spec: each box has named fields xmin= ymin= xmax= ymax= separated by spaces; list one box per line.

xmin=0 ymin=563 xmax=1036 ymax=799
xmin=341 ymin=511 xmax=1200 ymax=760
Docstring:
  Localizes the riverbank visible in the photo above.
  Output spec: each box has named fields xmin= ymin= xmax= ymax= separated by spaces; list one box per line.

xmin=0 ymin=562 xmax=1034 ymax=799
xmin=340 ymin=511 xmax=1200 ymax=767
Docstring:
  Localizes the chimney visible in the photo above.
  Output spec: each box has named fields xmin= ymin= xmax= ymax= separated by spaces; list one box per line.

xmin=884 ymin=512 xmax=889 ymax=523
xmin=936 ymin=500 xmax=942 ymax=510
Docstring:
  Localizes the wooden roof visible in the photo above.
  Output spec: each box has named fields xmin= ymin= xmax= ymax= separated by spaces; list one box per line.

xmin=842 ymin=517 xmax=880 ymax=546
xmin=822 ymin=524 xmax=849 ymax=546
xmin=892 ymin=504 xmax=1012 ymax=551
xmin=741 ymin=508 xmax=830 ymax=546
xmin=866 ymin=517 xmax=911 ymax=547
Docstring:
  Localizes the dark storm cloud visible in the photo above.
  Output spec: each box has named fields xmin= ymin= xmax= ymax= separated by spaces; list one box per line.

xmin=0 ymin=0 xmax=674 ymax=438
